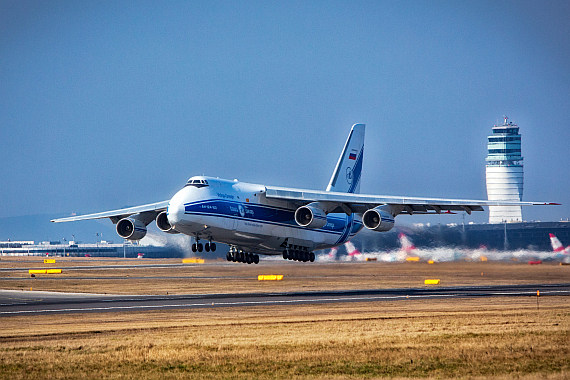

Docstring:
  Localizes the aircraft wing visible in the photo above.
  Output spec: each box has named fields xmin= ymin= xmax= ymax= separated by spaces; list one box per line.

xmin=50 ymin=200 xmax=169 ymax=224
xmin=264 ymin=186 xmax=557 ymax=215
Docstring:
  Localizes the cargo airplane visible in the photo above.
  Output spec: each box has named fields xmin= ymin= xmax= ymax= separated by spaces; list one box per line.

xmin=51 ymin=124 xmax=557 ymax=264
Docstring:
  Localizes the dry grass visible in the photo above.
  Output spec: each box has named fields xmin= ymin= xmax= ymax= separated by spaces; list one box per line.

xmin=0 ymin=297 xmax=569 ymax=379
xmin=1 ymin=258 xmax=569 ymax=378
xmin=1 ymin=258 xmax=569 ymax=295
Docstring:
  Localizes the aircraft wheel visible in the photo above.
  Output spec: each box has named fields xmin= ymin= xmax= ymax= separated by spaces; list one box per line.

xmin=197 ymin=243 xmax=203 ymax=252
xmin=309 ymin=252 xmax=315 ymax=262
xmin=246 ymin=254 xmax=252 ymax=264
xmin=210 ymin=243 xmax=216 ymax=252
xmin=238 ymin=251 xmax=244 ymax=262
xmin=282 ymin=250 xmax=288 ymax=260
xmin=191 ymin=243 xmax=197 ymax=252
xmin=205 ymin=243 xmax=210 ymax=252
xmin=302 ymin=252 xmax=309 ymax=262
xmin=254 ymin=255 xmax=259 ymax=264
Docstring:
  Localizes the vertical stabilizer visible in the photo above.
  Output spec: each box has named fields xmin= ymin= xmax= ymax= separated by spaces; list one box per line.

xmin=345 ymin=241 xmax=361 ymax=256
xmin=550 ymin=233 xmax=563 ymax=252
xmin=326 ymin=123 xmax=365 ymax=193
xmin=550 ymin=233 xmax=569 ymax=254
xmin=398 ymin=233 xmax=417 ymax=254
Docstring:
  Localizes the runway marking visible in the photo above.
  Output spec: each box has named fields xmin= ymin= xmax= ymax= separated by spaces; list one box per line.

xmin=0 ymin=294 xmax=451 ymax=315
xmin=2 ymin=290 xmax=569 ymax=315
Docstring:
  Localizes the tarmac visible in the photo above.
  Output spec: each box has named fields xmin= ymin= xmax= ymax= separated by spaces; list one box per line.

xmin=2 ymin=283 xmax=569 ymax=316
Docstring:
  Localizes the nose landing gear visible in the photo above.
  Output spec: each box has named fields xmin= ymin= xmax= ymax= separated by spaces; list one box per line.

xmin=192 ymin=238 xmax=216 ymax=253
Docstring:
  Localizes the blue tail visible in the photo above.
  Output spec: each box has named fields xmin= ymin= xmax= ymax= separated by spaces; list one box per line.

xmin=326 ymin=124 xmax=365 ymax=194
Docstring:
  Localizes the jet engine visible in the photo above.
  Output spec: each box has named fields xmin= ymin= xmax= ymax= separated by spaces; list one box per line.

xmin=156 ymin=211 xmax=179 ymax=234
xmin=116 ymin=217 xmax=147 ymax=240
xmin=362 ymin=207 xmax=395 ymax=232
xmin=295 ymin=203 xmax=327 ymax=229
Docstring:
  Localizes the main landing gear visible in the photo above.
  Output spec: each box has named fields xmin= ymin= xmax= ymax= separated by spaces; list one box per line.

xmin=226 ymin=246 xmax=259 ymax=264
xmin=192 ymin=240 xmax=216 ymax=253
xmin=282 ymin=245 xmax=315 ymax=263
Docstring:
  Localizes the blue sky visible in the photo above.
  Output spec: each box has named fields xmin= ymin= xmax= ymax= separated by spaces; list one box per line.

xmin=1 ymin=0 xmax=569 ymax=237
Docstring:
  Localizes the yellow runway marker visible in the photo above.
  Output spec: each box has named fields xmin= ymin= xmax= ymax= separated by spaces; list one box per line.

xmin=258 ymin=275 xmax=284 ymax=281
xmin=29 ymin=269 xmax=62 ymax=274
xmin=424 ymin=279 xmax=440 ymax=285
xmin=182 ymin=258 xmax=204 ymax=264
xmin=44 ymin=259 xmax=56 ymax=264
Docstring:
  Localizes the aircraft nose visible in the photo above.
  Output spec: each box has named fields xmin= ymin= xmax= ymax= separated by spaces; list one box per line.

xmin=167 ymin=191 xmax=186 ymax=227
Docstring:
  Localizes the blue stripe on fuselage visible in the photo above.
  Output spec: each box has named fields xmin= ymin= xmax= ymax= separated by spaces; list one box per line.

xmin=183 ymin=199 xmax=357 ymax=236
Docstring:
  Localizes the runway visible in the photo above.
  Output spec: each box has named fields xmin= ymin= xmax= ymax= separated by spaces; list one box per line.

xmin=1 ymin=283 xmax=569 ymax=316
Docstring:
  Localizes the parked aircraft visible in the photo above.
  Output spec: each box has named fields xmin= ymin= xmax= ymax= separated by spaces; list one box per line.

xmin=51 ymin=124 xmax=557 ymax=264
xmin=345 ymin=241 xmax=362 ymax=258
xmin=549 ymin=233 xmax=570 ymax=262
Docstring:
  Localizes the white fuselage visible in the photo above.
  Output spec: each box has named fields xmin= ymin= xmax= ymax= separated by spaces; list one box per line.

xmin=166 ymin=177 xmax=363 ymax=255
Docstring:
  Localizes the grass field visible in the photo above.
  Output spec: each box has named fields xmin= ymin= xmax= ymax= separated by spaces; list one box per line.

xmin=1 ymin=258 xmax=569 ymax=379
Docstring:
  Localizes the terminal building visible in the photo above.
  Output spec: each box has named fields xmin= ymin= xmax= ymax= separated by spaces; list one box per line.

xmin=0 ymin=240 xmax=184 ymax=258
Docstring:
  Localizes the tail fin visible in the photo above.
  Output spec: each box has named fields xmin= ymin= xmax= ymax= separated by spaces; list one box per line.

xmin=398 ymin=233 xmax=417 ymax=254
xmin=550 ymin=233 xmax=565 ymax=252
xmin=328 ymin=247 xmax=338 ymax=260
xmin=326 ymin=123 xmax=365 ymax=194
xmin=345 ymin=241 xmax=361 ymax=256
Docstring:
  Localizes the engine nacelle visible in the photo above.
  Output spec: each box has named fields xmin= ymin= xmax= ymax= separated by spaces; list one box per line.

xmin=295 ymin=204 xmax=327 ymax=229
xmin=156 ymin=211 xmax=179 ymax=234
xmin=116 ymin=217 xmax=147 ymax=240
xmin=362 ymin=207 xmax=395 ymax=232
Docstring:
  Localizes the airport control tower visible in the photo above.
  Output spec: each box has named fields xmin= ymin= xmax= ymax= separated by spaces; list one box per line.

xmin=486 ymin=116 xmax=523 ymax=223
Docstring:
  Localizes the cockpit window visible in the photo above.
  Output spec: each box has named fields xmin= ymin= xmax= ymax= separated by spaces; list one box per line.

xmin=184 ymin=179 xmax=209 ymax=188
